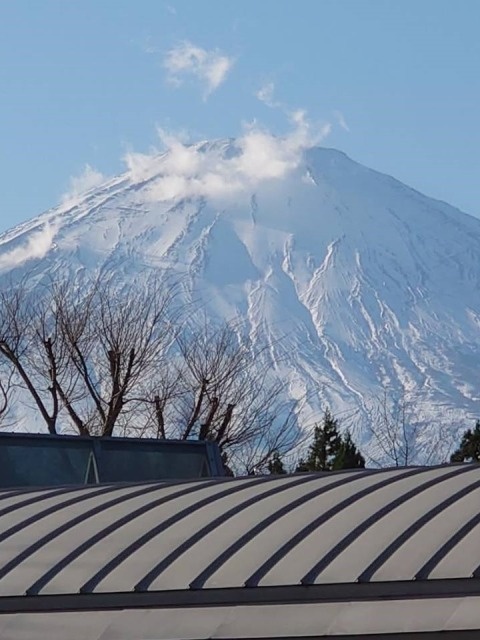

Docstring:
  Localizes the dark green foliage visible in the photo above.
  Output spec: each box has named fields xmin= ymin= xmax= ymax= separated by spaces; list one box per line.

xmin=332 ymin=430 xmax=365 ymax=470
xmin=267 ymin=451 xmax=287 ymax=474
xmin=295 ymin=409 xmax=364 ymax=472
xmin=294 ymin=458 xmax=309 ymax=473
xmin=305 ymin=409 xmax=341 ymax=471
xmin=450 ymin=420 xmax=480 ymax=463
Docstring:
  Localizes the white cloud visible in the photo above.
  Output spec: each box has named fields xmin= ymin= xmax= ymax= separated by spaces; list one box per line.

xmin=164 ymin=41 xmax=234 ymax=98
xmin=123 ymin=110 xmax=331 ymax=203
xmin=0 ymin=222 xmax=58 ymax=271
xmin=333 ymin=110 xmax=350 ymax=132
xmin=62 ymin=164 xmax=106 ymax=203
xmin=255 ymin=83 xmax=328 ymax=143
xmin=256 ymin=82 xmax=279 ymax=108
xmin=123 ymin=150 xmax=162 ymax=183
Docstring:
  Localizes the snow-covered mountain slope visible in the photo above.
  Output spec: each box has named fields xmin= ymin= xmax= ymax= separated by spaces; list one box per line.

xmin=1 ymin=140 xmax=480 ymax=459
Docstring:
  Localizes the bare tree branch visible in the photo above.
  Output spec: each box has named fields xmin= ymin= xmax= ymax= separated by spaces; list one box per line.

xmin=0 ymin=282 xmax=62 ymax=433
xmin=366 ymin=386 xmax=455 ymax=467
xmin=0 ymin=272 xmax=303 ymax=472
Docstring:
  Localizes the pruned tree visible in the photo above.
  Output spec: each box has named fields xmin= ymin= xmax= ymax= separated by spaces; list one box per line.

xmin=0 ymin=274 xmax=180 ymax=436
xmin=0 ymin=273 xmax=303 ymax=471
xmin=174 ymin=320 xmax=259 ymax=444
xmin=146 ymin=319 xmax=303 ymax=470
xmin=137 ymin=366 xmax=186 ymax=439
xmin=52 ymin=275 xmax=180 ymax=436
xmin=0 ymin=280 xmax=69 ymax=434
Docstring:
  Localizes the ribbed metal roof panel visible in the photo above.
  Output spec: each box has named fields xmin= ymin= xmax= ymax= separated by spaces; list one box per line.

xmin=0 ymin=465 xmax=478 ymax=600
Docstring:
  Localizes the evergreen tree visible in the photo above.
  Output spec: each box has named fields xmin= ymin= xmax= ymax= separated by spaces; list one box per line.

xmin=333 ymin=430 xmax=365 ymax=470
xmin=450 ymin=420 xmax=480 ymax=463
xmin=267 ymin=451 xmax=287 ymax=474
xmin=295 ymin=457 xmax=309 ymax=473
xmin=305 ymin=409 xmax=342 ymax=471
xmin=295 ymin=410 xmax=365 ymax=472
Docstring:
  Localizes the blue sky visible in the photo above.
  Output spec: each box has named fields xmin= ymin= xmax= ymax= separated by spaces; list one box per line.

xmin=1 ymin=0 xmax=479 ymax=234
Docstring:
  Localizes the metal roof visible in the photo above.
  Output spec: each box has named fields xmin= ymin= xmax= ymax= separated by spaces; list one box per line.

xmin=0 ymin=464 xmax=479 ymax=638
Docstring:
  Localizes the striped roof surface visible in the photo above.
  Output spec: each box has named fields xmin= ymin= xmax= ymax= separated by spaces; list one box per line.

xmin=2 ymin=464 xmax=480 ymax=639
xmin=0 ymin=463 xmax=479 ymax=600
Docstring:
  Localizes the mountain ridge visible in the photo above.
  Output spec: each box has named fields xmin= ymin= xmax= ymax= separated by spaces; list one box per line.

xmin=1 ymin=141 xmax=479 ymax=461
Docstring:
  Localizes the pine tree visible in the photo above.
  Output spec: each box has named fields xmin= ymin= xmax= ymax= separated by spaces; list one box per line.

xmin=303 ymin=409 xmax=342 ymax=472
xmin=310 ymin=409 xmax=340 ymax=471
xmin=295 ymin=458 xmax=309 ymax=473
xmin=295 ymin=410 xmax=365 ymax=472
xmin=450 ymin=420 xmax=480 ymax=463
xmin=333 ymin=430 xmax=365 ymax=470
xmin=267 ymin=451 xmax=287 ymax=474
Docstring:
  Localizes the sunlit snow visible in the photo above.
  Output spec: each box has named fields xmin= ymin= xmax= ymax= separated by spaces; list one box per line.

xmin=1 ymin=141 xmax=479 ymax=459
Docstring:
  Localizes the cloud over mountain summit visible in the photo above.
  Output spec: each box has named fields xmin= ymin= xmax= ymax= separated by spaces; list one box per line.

xmin=1 ymin=140 xmax=479 ymax=460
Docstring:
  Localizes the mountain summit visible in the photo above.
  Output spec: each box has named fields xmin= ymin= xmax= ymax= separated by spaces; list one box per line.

xmin=1 ymin=140 xmax=480 ymax=458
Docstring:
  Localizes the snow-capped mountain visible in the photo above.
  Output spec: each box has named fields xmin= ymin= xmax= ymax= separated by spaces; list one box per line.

xmin=1 ymin=139 xmax=480 ymax=460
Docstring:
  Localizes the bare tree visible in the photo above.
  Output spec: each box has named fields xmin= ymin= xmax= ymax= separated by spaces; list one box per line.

xmin=0 ymin=364 xmax=15 ymax=428
xmin=130 ymin=366 xmax=186 ymax=439
xmin=143 ymin=319 xmax=303 ymax=468
xmin=0 ymin=274 xmax=180 ymax=436
xmin=230 ymin=401 xmax=303 ymax=475
xmin=366 ymin=387 xmax=455 ymax=466
xmin=0 ymin=280 xmax=68 ymax=434
xmin=0 ymin=273 xmax=303 ymax=471
xmin=52 ymin=275 xmax=180 ymax=436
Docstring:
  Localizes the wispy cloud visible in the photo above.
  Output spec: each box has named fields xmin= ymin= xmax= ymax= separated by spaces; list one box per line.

xmin=163 ymin=41 xmax=234 ymax=99
xmin=141 ymin=35 xmax=160 ymax=55
xmin=0 ymin=222 xmax=58 ymax=271
xmin=333 ymin=110 xmax=350 ymax=132
xmin=123 ymin=110 xmax=331 ymax=203
xmin=62 ymin=164 xmax=106 ymax=203
xmin=256 ymin=82 xmax=280 ymax=109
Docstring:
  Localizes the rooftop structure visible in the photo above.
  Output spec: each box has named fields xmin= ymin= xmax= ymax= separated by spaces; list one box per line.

xmin=0 ymin=464 xmax=479 ymax=638
xmin=0 ymin=432 xmax=224 ymax=487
